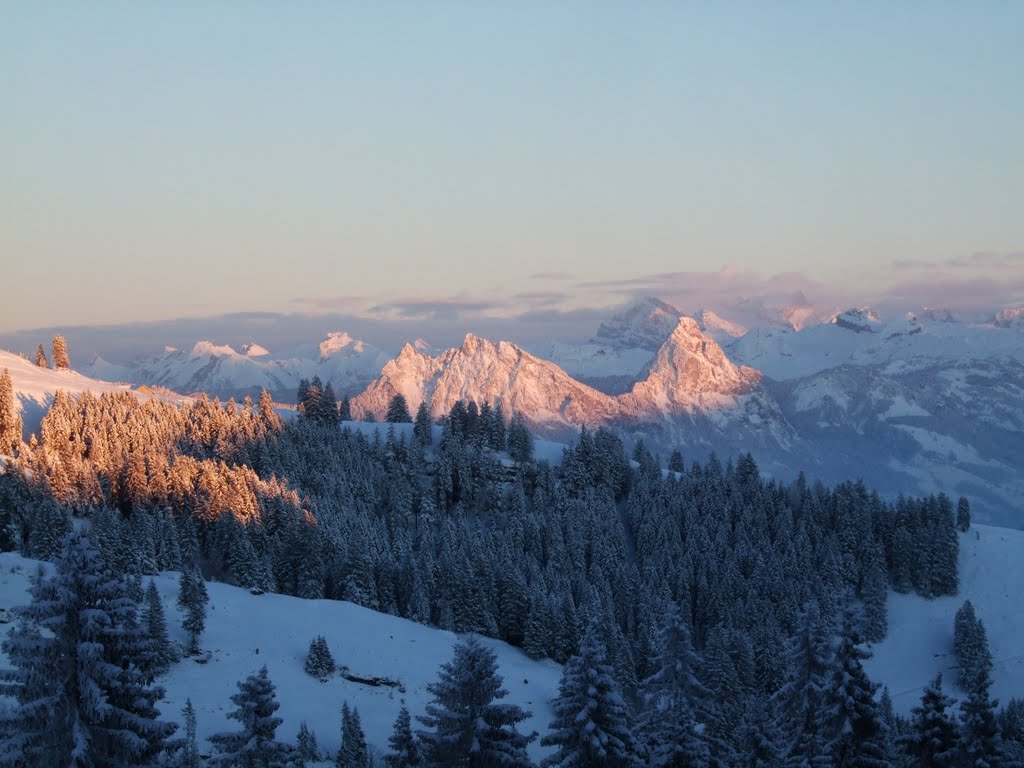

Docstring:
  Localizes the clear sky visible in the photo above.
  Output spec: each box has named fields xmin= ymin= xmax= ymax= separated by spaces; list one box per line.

xmin=2 ymin=1 xmax=1023 ymax=334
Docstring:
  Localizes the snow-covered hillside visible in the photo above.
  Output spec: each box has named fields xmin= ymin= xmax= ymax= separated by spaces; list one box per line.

xmin=0 ymin=349 xmax=180 ymax=437
xmin=868 ymin=525 xmax=1024 ymax=714
xmin=0 ymin=553 xmax=562 ymax=762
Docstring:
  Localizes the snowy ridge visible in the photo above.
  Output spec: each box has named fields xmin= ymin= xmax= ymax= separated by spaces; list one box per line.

xmin=0 ymin=552 xmax=562 ymax=762
xmin=0 ymin=349 xmax=182 ymax=437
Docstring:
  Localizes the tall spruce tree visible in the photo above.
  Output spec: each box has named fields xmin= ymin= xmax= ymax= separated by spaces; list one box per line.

xmin=541 ymin=624 xmax=638 ymax=768
xmin=959 ymin=664 xmax=1004 ymax=768
xmin=337 ymin=701 xmax=369 ymax=768
xmin=34 ymin=344 xmax=48 ymax=368
xmin=903 ymin=674 xmax=958 ymax=768
xmin=418 ymin=636 xmax=535 ymax=768
xmin=772 ymin=601 xmax=833 ymax=767
xmin=414 ymin=402 xmax=433 ymax=447
xmin=142 ymin=578 xmax=176 ymax=675
xmin=0 ymin=369 xmax=21 ymax=455
xmin=210 ymin=665 xmax=288 ymax=767
xmin=385 ymin=706 xmax=421 ymax=768
xmin=0 ymin=532 xmax=175 ymax=766
xmin=956 ymin=497 xmax=971 ymax=533
xmin=178 ymin=566 xmax=209 ymax=655
xmin=386 ymin=394 xmax=412 ymax=423
xmin=638 ymin=602 xmax=709 ymax=768
xmin=52 ymin=334 xmax=70 ymax=369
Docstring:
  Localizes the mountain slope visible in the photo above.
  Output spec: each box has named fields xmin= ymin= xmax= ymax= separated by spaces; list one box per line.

xmin=0 ymin=552 xmax=562 ymax=763
xmin=867 ymin=525 xmax=1024 ymax=714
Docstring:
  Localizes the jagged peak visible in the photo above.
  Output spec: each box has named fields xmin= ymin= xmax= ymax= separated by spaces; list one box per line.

xmin=831 ymin=307 xmax=882 ymax=333
xmin=994 ymin=306 xmax=1024 ymax=328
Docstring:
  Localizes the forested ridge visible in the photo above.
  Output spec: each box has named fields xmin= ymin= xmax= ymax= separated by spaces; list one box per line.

xmin=0 ymin=382 xmax=1019 ymax=766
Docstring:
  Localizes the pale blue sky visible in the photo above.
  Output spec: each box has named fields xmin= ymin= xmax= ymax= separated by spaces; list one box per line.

xmin=2 ymin=1 xmax=1022 ymax=333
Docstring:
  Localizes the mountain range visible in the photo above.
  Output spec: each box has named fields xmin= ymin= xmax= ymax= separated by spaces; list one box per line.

xmin=16 ymin=297 xmax=1024 ymax=527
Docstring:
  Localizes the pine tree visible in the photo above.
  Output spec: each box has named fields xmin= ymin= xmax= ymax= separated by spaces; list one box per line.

xmin=178 ymin=566 xmax=209 ymax=655
xmin=957 ymin=497 xmax=971 ymax=533
xmin=297 ymin=721 xmax=320 ymax=763
xmin=508 ymin=413 xmax=533 ymax=463
xmin=0 ymin=369 xmax=21 ymax=455
xmin=418 ymin=636 xmax=536 ymax=768
xmin=339 ymin=395 xmax=352 ymax=422
xmin=903 ymin=674 xmax=958 ymax=768
xmin=822 ymin=602 xmax=886 ymax=767
xmin=414 ymin=402 xmax=433 ymax=447
xmin=52 ymin=334 xmax=70 ymax=369
xmin=337 ymin=701 xmax=370 ymax=768
xmin=143 ymin=579 xmax=176 ymax=674
xmin=638 ymin=602 xmax=709 ymax=768
xmin=772 ymin=601 xmax=833 ymax=767
xmin=385 ymin=706 xmax=421 ymax=768
xmin=34 ymin=344 xmax=48 ymax=368
xmin=210 ymin=665 xmax=288 ymax=767
xmin=959 ymin=665 xmax=1004 ymax=768
xmin=304 ymin=635 xmax=336 ymax=681
xmin=541 ymin=624 xmax=638 ymax=768
xmin=166 ymin=698 xmax=202 ymax=768
xmin=0 ymin=532 xmax=175 ymax=766
xmin=386 ymin=394 xmax=412 ymax=423
xmin=954 ymin=600 xmax=992 ymax=693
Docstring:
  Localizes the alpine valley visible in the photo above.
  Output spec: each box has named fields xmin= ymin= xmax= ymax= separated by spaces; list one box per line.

xmin=59 ymin=297 xmax=1024 ymax=527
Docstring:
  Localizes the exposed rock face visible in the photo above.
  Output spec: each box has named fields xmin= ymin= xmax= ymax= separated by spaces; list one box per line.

xmin=592 ymin=297 xmax=682 ymax=351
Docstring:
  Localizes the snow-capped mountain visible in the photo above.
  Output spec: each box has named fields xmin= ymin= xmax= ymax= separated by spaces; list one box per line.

xmin=993 ymin=306 xmax=1024 ymax=330
xmin=352 ymin=334 xmax=621 ymax=429
xmin=591 ymin=297 xmax=683 ymax=351
xmin=85 ymin=332 xmax=391 ymax=403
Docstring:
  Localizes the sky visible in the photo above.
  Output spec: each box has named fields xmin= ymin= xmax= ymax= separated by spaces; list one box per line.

xmin=2 ymin=1 xmax=1023 ymax=343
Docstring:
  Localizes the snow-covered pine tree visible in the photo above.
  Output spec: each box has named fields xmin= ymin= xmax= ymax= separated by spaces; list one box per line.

xmin=164 ymin=698 xmax=202 ymax=768
xmin=954 ymin=600 xmax=993 ymax=693
xmin=903 ymin=674 xmax=958 ymax=768
xmin=337 ymin=701 xmax=370 ymax=768
xmin=0 ymin=369 xmax=21 ymax=456
xmin=297 ymin=721 xmax=320 ymax=763
xmin=385 ymin=706 xmax=421 ymax=768
xmin=957 ymin=497 xmax=971 ymax=533
xmin=418 ymin=636 xmax=535 ymax=768
xmin=772 ymin=601 xmax=833 ymax=767
xmin=638 ymin=602 xmax=710 ymax=768
xmin=958 ymin=664 xmax=1005 ymax=768
xmin=0 ymin=532 xmax=175 ymax=766
xmin=304 ymin=635 xmax=335 ymax=681
xmin=142 ymin=578 xmax=176 ymax=675
xmin=178 ymin=566 xmax=209 ymax=655
xmin=822 ymin=602 xmax=887 ymax=767
xmin=210 ymin=665 xmax=288 ymax=767
xmin=52 ymin=333 xmax=70 ymax=369
xmin=386 ymin=393 xmax=413 ymax=423
xmin=339 ymin=395 xmax=352 ymax=422
xmin=34 ymin=344 xmax=48 ymax=367
xmin=541 ymin=624 xmax=638 ymax=768
xmin=414 ymin=401 xmax=432 ymax=447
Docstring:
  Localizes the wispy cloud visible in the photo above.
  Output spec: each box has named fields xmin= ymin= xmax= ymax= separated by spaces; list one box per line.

xmin=528 ymin=271 xmax=576 ymax=281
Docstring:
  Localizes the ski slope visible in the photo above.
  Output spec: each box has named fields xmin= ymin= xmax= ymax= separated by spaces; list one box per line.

xmin=0 ymin=554 xmax=562 ymax=763
xmin=867 ymin=525 xmax=1024 ymax=713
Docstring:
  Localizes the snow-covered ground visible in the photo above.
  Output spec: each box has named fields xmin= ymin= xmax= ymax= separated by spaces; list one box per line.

xmin=0 ymin=553 xmax=562 ymax=762
xmin=867 ymin=525 xmax=1024 ymax=713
